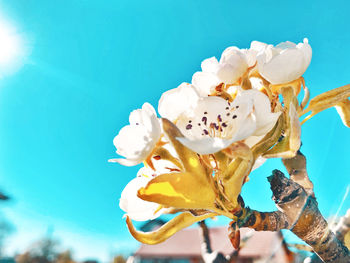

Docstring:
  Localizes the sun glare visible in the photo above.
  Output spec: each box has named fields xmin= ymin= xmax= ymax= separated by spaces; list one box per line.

xmin=0 ymin=19 xmax=28 ymax=77
xmin=0 ymin=25 xmax=20 ymax=65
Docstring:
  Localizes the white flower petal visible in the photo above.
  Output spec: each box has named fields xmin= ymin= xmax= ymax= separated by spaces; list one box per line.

xmin=231 ymin=113 xmax=257 ymax=141
xmin=192 ymin=72 xmax=220 ymax=97
xmin=129 ymin=109 xmax=143 ymax=126
xmin=120 ymin=175 xmax=163 ymax=221
xmin=114 ymin=125 xmax=150 ymax=159
xmin=176 ymin=137 xmax=234 ymax=155
xmin=201 ymin=57 xmax=219 ymax=73
xmin=258 ymin=48 xmax=304 ymax=84
xmin=112 ymin=103 xmax=161 ymax=166
xmin=158 ymin=83 xmax=199 ymax=121
xmin=217 ymin=48 xmax=248 ymax=83
xmin=108 ymin=158 xmax=140 ymax=166
xmin=250 ymin=41 xmax=267 ymax=53
xmin=297 ymin=38 xmax=312 ymax=73
xmin=240 ymin=89 xmax=281 ymax=136
xmin=256 ymin=39 xmax=312 ymax=84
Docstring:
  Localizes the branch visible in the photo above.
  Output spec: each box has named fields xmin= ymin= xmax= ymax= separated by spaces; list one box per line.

xmin=305 ymin=209 xmax=350 ymax=263
xmin=237 ymin=170 xmax=350 ymax=263
xmin=282 ymin=150 xmax=314 ymax=196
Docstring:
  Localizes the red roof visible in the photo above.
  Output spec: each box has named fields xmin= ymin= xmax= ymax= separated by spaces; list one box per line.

xmin=134 ymin=226 xmax=288 ymax=261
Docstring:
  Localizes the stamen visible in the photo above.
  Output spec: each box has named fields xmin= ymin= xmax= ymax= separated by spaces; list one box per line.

xmin=217 ymin=115 xmax=222 ymax=122
xmin=232 ymin=115 xmax=237 ymax=119
xmin=203 ymin=129 xmax=209 ymax=135
xmin=202 ymin=116 xmax=207 ymax=125
xmin=186 ymin=124 xmax=193 ymax=130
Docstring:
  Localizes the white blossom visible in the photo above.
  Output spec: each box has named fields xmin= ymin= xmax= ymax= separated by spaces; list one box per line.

xmin=109 ymin=103 xmax=161 ymax=166
xmin=176 ymin=90 xmax=281 ymax=154
xmin=192 ymin=47 xmax=250 ymax=96
xmin=119 ymin=167 xmax=163 ymax=221
xmin=158 ymin=83 xmax=199 ymax=121
xmin=119 ymin=161 xmax=179 ymax=221
xmin=256 ymin=38 xmax=312 ymax=84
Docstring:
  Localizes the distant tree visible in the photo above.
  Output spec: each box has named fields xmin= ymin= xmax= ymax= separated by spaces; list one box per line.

xmin=112 ymin=255 xmax=126 ymax=263
xmin=16 ymin=252 xmax=32 ymax=263
xmin=0 ymin=190 xmax=13 ymax=258
xmin=16 ymin=237 xmax=59 ymax=263
xmin=56 ymin=250 xmax=75 ymax=263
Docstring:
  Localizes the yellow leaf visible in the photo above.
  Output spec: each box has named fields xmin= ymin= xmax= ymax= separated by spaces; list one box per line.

xmin=138 ymin=172 xmax=217 ymax=210
xmin=126 ymin=212 xmax=217 ymax=245
xmin=218 ymin=143 xmax=253 ymax=211
xmin=221 ymin=158 xmax=251 ymax=210
xmin=264 ymin=103 xmax=301 ymax=158
xmin=300 ymin=84 xmax=350 ymax=125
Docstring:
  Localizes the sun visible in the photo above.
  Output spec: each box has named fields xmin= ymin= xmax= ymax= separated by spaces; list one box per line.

xmin=0 ymin=24 xmax=20 ymax=65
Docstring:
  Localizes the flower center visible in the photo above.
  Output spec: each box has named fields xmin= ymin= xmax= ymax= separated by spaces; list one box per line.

xmin=185 ymin=100 xmax=240 ymax=139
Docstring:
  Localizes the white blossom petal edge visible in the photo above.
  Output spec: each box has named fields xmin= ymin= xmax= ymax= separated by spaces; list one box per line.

xmin=256 ymin=38 xmax=312 ymax=84
xmin=109 ymin=103 xmax=161 ymax=166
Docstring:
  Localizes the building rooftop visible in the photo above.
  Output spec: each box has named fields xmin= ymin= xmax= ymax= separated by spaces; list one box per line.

xmin=134 ymin=226 xmax=286 ymax=260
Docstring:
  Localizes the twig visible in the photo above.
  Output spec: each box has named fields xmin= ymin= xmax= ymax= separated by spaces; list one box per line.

xmin=282 ymin=150 xmax=314 ymax=196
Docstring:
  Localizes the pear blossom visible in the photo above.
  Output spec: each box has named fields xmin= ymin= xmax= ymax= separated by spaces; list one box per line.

xmin=119 ymin=167 xmax=164 ymax=221
xmin=192 ymin=47 xmax=250 ymax=96
xmin=246 ymin=41 xmax=268 ymax=66
xmin=176 ymin=89 xmax=281 ymax=154
xmin=158 ymin=83 xmax=199 ymax=121
xmin=120 ymin=159 xmax=181 ymax=221
xmin=256 ymin=38 xmax=312 ymax=84
xmin=109 ymin=103 xmax=161 ymax=166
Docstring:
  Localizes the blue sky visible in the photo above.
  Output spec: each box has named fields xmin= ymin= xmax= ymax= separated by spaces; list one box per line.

xmin=0 ymin=0 xmax=349 ymax=261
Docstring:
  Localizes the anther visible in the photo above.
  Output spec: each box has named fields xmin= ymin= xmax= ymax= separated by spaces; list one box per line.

xmin=186 ymin=124 xmax=192 ymax=130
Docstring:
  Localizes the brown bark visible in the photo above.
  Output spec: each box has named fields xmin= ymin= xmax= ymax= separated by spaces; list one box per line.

xmin=237 ymin=170 xmax=350 ymax=263
xmin=282 ymin=151 xmax=314 ymax=196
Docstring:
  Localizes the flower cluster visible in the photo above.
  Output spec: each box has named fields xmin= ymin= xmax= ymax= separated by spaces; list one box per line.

xmin=110 ymin=38 xmax=350 ymax=245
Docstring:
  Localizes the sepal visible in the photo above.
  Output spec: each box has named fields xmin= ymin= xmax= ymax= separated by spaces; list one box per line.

xmin=126 ymin=212 xmax=217 ymax=245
